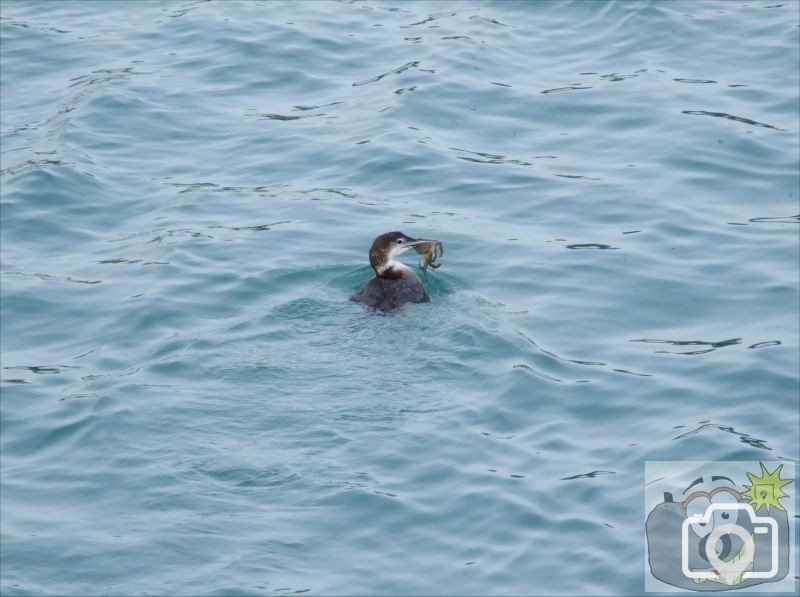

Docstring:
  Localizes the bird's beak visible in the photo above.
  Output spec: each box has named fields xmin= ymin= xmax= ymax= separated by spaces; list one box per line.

xmin=406 ymin=237 xmax=437 ymax=247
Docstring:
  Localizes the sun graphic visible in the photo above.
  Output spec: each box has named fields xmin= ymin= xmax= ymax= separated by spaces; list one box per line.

xmin=742 ymin=462 xmax=793 ymax=512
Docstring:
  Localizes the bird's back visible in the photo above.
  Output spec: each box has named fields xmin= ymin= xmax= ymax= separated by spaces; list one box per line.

xmin=351 ymin=270 xmax=429 ymax=313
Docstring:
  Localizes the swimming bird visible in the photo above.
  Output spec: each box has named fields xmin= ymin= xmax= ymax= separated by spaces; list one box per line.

xmin=351 ymin=231 xmax=438 ymax=313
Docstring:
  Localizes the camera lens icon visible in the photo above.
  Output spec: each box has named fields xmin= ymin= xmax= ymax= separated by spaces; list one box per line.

xmin=681 ymin=503 xmax=779 ymax=584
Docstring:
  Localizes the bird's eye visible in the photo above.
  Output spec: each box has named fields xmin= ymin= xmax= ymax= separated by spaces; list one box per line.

xmin=396 ymin=238 xmax=404 ymax=244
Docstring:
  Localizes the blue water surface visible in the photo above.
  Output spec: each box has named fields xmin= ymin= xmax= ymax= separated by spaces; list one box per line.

xmin=1 ymin=1 xmax=798 ymax=595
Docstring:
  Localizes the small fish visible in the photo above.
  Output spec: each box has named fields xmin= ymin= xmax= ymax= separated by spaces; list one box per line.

xmin=414 ymin=239 xmax=444 ymax=272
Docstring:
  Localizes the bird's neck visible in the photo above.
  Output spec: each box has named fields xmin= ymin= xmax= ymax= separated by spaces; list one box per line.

xmin=374 ymin=259 xmax=411 ymax=280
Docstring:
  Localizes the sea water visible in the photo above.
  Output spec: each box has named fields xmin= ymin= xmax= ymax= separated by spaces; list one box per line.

xmin=1 ymin=1 xmax=798 ymax=595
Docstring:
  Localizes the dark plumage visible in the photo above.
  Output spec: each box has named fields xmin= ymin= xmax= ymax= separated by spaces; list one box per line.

xmin=351 ymin=274 xmax=429 ymax=313
xmin=351 ymin=231 xmax=434 ymax=313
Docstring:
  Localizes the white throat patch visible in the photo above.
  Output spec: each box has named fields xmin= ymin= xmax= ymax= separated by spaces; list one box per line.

xmin=377 ymin=259 xmax=411 ymax=276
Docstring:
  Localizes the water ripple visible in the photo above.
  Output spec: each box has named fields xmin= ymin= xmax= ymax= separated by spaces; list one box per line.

xmin=672 ymin=422 xmax=772 ymax=451
xmin=560 ymin=471 xmax=617 ymax=481
xmin=352 ymin=60 xmax=420 ymax=87
xmin=682 ymin=110 xmax=788 ymax=131
xmin=541 ymin=85 xmax=592 ymax=94
xmin=565 ymin=243 xmax=618 ymax=250
xmin=630 ymin=337 xmax=742 ymax=355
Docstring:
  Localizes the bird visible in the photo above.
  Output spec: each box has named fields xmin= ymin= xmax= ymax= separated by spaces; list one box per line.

xmin=351 ymin=231 xmax=436 ymax=313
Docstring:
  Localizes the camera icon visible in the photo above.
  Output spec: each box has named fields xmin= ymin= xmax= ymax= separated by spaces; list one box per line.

xmin=646 ymin=462 xmax=793 ymax=592
xmin=681 ymin=503 xmax=779 ymax=584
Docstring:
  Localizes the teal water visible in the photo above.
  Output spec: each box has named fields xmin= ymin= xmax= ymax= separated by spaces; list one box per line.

xmin=1 ymin=1 xmax=798 ymax=595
